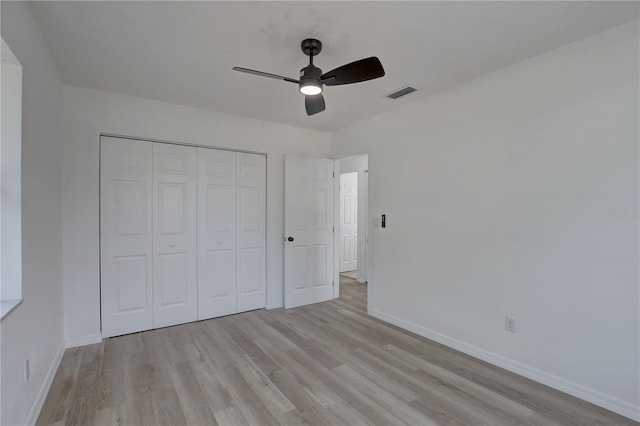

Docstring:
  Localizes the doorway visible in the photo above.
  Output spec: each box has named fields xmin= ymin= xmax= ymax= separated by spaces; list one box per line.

xmin=336 ymin=155 xmax=368 ymax=292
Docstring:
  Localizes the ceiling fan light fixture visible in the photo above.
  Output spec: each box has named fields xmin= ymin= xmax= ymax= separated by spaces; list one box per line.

xmin=300 ymin=82 xmax=322 ymax=95
xmin=233 ymin=38 xmax=385 ymax=116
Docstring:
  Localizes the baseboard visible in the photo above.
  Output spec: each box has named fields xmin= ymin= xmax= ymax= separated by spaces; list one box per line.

xmin=65 ymin=333 xmax=103 ymax=348
xmin=370 ymin=309 xmax=640 ymax=422
xmin=25 ymin=346 xmax=64 ymax=426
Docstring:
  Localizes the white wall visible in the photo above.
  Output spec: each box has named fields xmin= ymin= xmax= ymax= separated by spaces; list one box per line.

xmin=62 ymin=86 xmax=331 ymax=346
xmin=0 ymin=2 xmax=65 ymax=425
xmin=339 ymin=155 xmax=368 ymax=283
xmin=332 ymin=21 xmax=639 ymax=420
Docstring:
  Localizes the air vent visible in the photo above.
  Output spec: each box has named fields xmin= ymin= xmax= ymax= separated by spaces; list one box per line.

xmin=386 ymin=86 xmax=417 ymax=100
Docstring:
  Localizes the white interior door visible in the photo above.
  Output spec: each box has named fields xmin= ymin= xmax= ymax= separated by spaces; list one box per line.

xmin=236 ymin=153 xmax=267 ymax=312
xmin=284 ymin=155 xmax=334 ymax=308
xmin=197 ymin=148 xmax=237 ymax=320
xmin=152 ymin=143 xmax=198 ymax=328
xmin=340 ymin=172 xmax=358 ymax=272
xmin=100 ymin=137 xmax=153 ymax=337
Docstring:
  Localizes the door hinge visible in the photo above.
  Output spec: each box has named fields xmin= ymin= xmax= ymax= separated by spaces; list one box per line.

xmin=333 ymin=171 xmax=335 ymax=178
xmin=332 ymin=226 xmax=334 ymax=232
xmin=332 ymin=280 xmax=335 ymax=287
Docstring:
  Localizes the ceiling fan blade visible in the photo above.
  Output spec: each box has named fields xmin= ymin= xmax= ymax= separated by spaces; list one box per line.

xmin=305 ymin=94 xmax=326 ymax=116
xmin=321 ymin=57 xmax=385 ymax=86
xmin=232 ymin=67 xmax=299 ymax=84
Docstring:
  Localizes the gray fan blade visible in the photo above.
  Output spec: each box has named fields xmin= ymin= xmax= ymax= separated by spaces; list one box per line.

xmin=233 ymin=67 xmax=299 ymax=83
xmin=321 ymin=57 xmax=385 ymax=86
xmin=305 ymin=94 xmax=326 ymax=116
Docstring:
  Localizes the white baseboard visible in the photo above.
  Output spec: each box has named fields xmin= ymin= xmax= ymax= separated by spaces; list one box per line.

xmin=65 ymin=333 xmax=102 ymax=348
xmin=25 ymin=346 xmax=64 ymax=426
xmin=370 ymin=309 xmax=640 ymax=422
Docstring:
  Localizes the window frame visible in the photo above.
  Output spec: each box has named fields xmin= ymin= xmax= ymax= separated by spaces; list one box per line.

xmin=1 ymin=37 xmax=24 ymax=320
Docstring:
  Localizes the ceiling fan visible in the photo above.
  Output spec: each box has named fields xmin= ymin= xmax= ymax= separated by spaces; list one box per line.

xmin=233 ymin=38 xmax=385 ymax=116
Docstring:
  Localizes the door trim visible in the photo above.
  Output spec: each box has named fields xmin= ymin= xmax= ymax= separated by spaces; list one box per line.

xmin=100 ymin=132 xmax=267 ymax=156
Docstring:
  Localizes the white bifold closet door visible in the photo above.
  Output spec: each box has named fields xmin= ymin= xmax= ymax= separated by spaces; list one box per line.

xmin=236 ymin=153 xmax=267 ymax=312
xmin=197 ymin=148 xmax=238 ymax=319
xmin=152 ymin=143 xmax=198 ymax=328
xmin=101 ymin=137 xmax=266 ymax=337
xmin=100 ymin=137 xmax=154 ymax=337
xmin=197 ymin=151 xmax=266 ymax=318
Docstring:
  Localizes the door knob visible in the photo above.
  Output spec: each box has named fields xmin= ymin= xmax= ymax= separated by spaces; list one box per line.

xmin=287 ymin=236 xmax=294 ymax=242
xmin=169 ymin=242 xmax=176 ymax=248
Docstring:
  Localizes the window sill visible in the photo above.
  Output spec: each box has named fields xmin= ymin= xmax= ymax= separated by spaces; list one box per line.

xmin=1 ymin=299 xmax=23 ymax=321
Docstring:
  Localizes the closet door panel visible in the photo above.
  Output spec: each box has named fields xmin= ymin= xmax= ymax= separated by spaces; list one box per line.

xmin=198 ymin=148 xmax=237 ymax=319
xmin=237 ymin=153 xmax=266 ymax=312
xmin=153 ymin=143 xmax=198 ymax=328
xmin=100 ymin=137 xmax=153 ymax=337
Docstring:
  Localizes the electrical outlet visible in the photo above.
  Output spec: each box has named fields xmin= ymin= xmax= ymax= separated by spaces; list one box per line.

xmin=505 ymin=316 xmax=516 ymax=333
xmin=24 ymin=358 xmax=30 ymax=381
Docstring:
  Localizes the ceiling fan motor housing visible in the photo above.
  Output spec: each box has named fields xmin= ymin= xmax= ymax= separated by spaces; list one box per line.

xmin=299 ymin=65 xmax=323 ymax=93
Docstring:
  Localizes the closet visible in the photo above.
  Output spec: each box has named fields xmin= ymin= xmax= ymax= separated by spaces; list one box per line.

xmin=100 ymin=136 xmax=266 ymax=338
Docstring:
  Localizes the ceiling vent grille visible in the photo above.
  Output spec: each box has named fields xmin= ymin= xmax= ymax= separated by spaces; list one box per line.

xmin=386 ymin=86 xmax=417 ymax=99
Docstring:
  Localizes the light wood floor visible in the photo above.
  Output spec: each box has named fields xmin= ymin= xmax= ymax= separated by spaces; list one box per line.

xmin=38 ymin=276 xmax=636 ymax=426
xmin=341 ymin=270 xmax=358 ymax=280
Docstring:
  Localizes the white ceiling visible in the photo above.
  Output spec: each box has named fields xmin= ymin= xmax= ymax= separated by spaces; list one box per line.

xmin=30 ymin=1 xmax=638 ymax=132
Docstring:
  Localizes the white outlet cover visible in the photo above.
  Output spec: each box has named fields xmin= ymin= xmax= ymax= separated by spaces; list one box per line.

xmin=505 ymin=316 xmax=517 ymax=333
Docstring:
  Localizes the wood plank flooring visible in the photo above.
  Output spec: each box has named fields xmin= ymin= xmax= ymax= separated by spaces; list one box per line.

xmin=38 ymin=275 xmax=636 ymax=425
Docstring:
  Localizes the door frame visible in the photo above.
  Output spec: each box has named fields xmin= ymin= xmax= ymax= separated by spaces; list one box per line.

xmin=333 ymin=154 xmax=371 ymax=313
